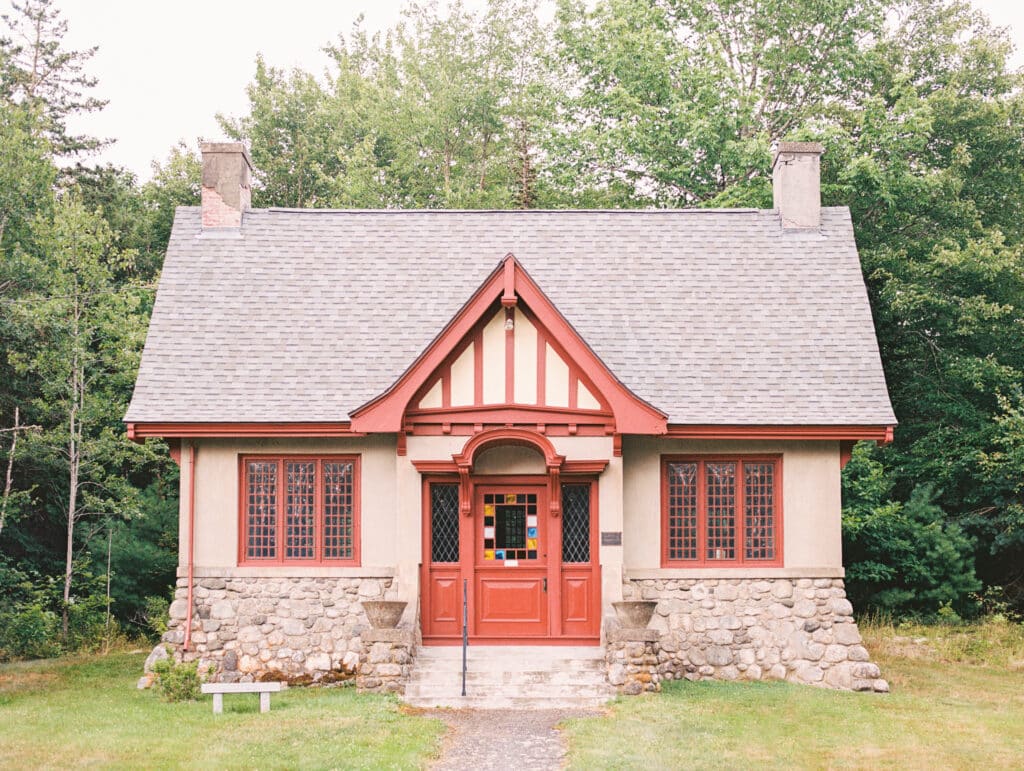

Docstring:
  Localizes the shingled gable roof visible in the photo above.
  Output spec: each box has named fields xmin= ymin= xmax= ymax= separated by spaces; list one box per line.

xmin=124 ymin=205 xmax=896 ymax=431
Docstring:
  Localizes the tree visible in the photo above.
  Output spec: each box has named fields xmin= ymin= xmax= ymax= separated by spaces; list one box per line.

xmin=9 ymin=195 xmax=150 ymax=639
xmin=222 ymin=1 xmax=554 ymax=209
xmin=842 ymin=444 xmax=981 ymax=616
xmin=550 ymin=0 xmax=886 ymax=205
xmin=0 ymin=0 xmax=106 ymax=156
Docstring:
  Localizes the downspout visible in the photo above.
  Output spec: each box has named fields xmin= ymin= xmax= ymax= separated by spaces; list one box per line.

xmin=183 ymin=442 xmax=197 ymax=651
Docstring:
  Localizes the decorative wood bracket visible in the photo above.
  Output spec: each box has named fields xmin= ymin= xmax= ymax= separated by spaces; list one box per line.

xmin=548 ymin=463 xmax=561 ymax=517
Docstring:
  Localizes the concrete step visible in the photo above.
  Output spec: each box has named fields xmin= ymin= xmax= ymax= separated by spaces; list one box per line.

xmin=403 ymin=644 xmax=614 ymax=710
xmin=412 ymin=658 xmax=607 ymax=674
xmin=416 ymin=645 xmax=605 ymax=660
xmin=405 ymin=683 xmax=613 ymax=699
xmin=409 ymin=670 xmax=608 ymax=686
xmin=404 ymin=694 xmax=613 ymax=710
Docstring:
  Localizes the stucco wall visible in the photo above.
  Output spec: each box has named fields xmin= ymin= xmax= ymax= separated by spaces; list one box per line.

xmin=621 ymin=437 xmax=843 ymax=577
xmin=180 ymin=435 xmax=399 ymax=574
xmin=179 ymin=434 xmax=841 ymax=584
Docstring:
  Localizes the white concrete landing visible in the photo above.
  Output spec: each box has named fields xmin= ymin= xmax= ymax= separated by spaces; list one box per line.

xmin=403 ymin=645 xmax=614 ymax=710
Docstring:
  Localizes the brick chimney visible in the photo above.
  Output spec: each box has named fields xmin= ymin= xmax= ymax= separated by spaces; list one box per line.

xmin=771 ymin=141 xmax=824 ymax=229
xmin=200 ymin=142 xmax=252 ymax=229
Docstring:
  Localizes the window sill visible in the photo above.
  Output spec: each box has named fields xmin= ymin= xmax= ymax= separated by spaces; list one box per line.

xmin=628 ymin=566 xmax=845 ymax=580
xmin=178 ymin=565 xmax=396 ymax=579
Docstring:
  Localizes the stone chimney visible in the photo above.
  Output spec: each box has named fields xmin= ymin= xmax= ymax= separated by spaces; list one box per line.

xmin=200 ymin=142 xmax=252 ymax=229
xmin=771 ymin=141 xmax=824 ymax=229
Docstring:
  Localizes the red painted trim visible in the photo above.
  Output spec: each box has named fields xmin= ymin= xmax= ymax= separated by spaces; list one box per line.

xmin=167 ymin=439 xmax=182 ymax=466
xmin=412 ymin=460 xmax=461 ymax=474
xmin=665 ymin=424 xmax=895 ymax=442
xmin=349 ymin=255 xmax=667 ymax=434
xmin=505 ymin=307 xmax=515 ymax=404
xmin=454 ymin=428 xmax=565 ymax=472
xmin=568 ymin=372 xmax=578 ymax=410
xmin=563 ymin=460 xmax=609 ymax=474
xmin=422 ymin=636 xmax=600 ymax=646
xmin=501 ymin=254 xmax=517 ymax=307
xmin=613 ymin=433 xmax=622 ymax=457
xmin=397 ymin=433 xmax=407 ymax=457
xmin=406 ymin=404 xmax=612 ymax=421
xmin=440 ymin=366 xmax=451 ymax=409
xmin=408 ymin=423 xmax=609 ymax=437
xmin=536 ymin=332 xmax=546 ymax=406
xmin=413 ymin=458 xmax=608 ymax=475
xmin=237 ymin=454 xmax=361 ymax=566
xmin=839 ymin=440 xmax=855 ymax=469
xmin=660 ymin=454 xmax=784 ymax=568
xmin=473 ymin=329 xmax=484 ymax=405
xmin=126 ymin=422 xmax=361 ymax=438
xmin=183 ymin=443 xmax=197 ymax=651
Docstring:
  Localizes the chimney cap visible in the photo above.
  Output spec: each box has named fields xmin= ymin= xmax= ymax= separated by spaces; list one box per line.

xmin=771 ymin=141 xmax=824 ymax=170
xmin=200 ymin=141 xmax=253 ymax=170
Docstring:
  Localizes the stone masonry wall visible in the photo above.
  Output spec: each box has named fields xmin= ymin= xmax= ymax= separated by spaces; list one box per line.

xmin=163 ymin=575 xmax=394 ymax=684
xmin=622 ymin=577 xmax=888 ymax=693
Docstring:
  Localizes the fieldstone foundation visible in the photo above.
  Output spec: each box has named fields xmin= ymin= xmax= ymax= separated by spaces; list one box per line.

xmin=356 ymin=628 xmax=417 ymax=694
xmin=606 ymin=628 xmax=662 ymax=695
xmin=163 ymin=575 xmax=395 ymax=684
xmin=622 ymin=577 xmax=888 ymax=693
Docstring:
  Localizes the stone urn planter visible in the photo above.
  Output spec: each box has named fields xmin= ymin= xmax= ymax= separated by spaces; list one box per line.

xmin=362 ymin=600 xmax=407 ymax=629
xmin=612 ymin=600 xmax=658 ymax=629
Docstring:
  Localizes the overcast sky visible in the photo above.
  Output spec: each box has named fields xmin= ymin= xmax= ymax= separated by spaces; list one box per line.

xmin=12 ymin=0 xmax=1024 ymax=179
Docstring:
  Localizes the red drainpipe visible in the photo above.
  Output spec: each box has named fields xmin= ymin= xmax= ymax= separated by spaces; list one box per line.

xmin=183 ymin=442 xmax=197 ymax=651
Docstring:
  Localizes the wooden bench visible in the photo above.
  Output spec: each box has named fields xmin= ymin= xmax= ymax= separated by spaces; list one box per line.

xmin=201 ymin=682 xmax=287 ymax=714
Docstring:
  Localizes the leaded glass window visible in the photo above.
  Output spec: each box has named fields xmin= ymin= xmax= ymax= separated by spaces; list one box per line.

xmin=562 ymin=484 xmax=591 ymax=563
xmin=430 ymin=483 xmax=460 ymax=563
xmin=246 ymin=461 xmax=278 ymax=559
xmin=664 ymin=457 xmax=780 ymax=566
xmin=242 ymin=457 xmax=359 ymax=564
xmin=666 ymin=462 xmax=698 ymax=561
xmin=744 ymin=462 xmax=776 ymax=561
xmin=482 ymin=492 xmax=538 ymax=562
xmin=706 ymin=462 xmax=737 ymax=560
xmin=285 ymin=461 xmax=316 ymax=559
xmin=323 ymin=461 xmax=355 ymax=560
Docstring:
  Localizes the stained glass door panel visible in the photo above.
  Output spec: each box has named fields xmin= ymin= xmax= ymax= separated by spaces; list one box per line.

xmin=474 ymin=485 xmax=549 ymax=638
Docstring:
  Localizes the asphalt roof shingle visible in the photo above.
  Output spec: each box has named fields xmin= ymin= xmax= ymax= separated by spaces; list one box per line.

xmin=124 ymin=206 xmax=896 ymax=426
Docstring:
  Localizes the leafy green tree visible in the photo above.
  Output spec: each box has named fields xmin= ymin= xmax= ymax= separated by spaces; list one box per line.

xmin=8 ymin=196 xmax=155 ymax=639
xmin=0 ymin=102 xmax=54 ymax=254
xmin=0 ymin=0 xmax=106 ymax=156
xmin=223 ymin=1 xmax=554 ymax=209
xmin=219 ymin=56 xmax=338 ymax=208
xmin=842 ymin=444 xmax=981 ymax=616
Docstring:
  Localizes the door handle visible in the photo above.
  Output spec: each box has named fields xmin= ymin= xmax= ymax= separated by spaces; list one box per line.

xmin=543 ymin=578 xmax=547 ymax=593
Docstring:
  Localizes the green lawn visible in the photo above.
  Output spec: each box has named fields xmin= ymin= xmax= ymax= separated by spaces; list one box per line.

xmin=3 ymin=622 xmax=1022 ymax=770
xmin=0 ymin=652 xmax=445 ymax=770
xmin=562 ymin=620 xmax=1024 ymax=770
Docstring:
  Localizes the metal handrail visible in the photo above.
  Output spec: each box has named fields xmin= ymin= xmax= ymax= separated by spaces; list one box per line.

xmin=461 ymin=578 xmax=468 ymax=696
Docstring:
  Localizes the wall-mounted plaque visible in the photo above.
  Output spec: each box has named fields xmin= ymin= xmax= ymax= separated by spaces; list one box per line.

xmin=601 ymin=531 xmax=622 ymax=546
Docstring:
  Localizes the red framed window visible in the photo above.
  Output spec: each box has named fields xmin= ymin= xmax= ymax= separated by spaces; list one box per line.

xmin=661 ymin=456 xmax=782 ymax=567
xmin=239 ymin=455 xmax=360 ymax=565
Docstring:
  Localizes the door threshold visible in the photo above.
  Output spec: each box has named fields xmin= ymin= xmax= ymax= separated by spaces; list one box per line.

xmin=421 ymin=636 xmax=600 ymax=646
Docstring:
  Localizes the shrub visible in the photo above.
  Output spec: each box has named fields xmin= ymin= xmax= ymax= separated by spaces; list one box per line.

xmin=843 ymin=444 xmax=981 ymax=619
xmin=0 ymin=604 xmax=61 ymax=661
xmin=151 ymin=658 xmax=202 ymax=702
xmin=141 ymin=595 xmax=170 ymax=638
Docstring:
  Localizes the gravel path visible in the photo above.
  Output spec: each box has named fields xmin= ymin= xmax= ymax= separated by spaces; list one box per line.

xmin=427 ymin=708 xmax=600 ymax=771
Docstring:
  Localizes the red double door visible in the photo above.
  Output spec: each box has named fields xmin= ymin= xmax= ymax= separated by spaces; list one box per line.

xmin=421 ymin=477 xmax=600 ymax=644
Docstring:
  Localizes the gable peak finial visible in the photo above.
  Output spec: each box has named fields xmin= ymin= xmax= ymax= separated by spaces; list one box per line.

xmin=501 ymin=253 xmax=518 ymax=307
